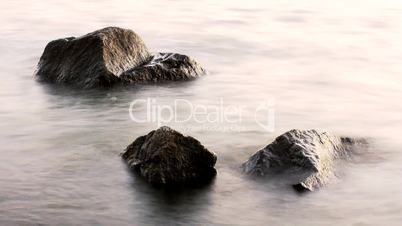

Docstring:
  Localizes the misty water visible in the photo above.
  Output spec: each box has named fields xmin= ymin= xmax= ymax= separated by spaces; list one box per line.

xmin=1 ymin=0 xmax=402 ymax=225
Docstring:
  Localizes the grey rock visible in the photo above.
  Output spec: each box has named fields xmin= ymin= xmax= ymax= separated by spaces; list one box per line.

xmin=122 ymin=126 xmax=217 ymax=186
xmin=35 ymin=27 xmax=151 ymax=88
xmin=243 ymin=129 xmax=361 ymax=191
xmin=120 ymin=52 xmax=205 ymax=84
xmin=35 ymin=27 xmax=206 ymax=88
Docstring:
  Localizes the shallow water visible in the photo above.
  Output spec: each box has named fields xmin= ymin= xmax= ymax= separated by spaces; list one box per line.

xmin=1 ymin=0 xmax=402 ymax=225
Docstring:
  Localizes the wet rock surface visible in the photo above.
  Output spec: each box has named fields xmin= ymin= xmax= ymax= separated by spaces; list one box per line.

xmin=35 ymin=27 xmax=205 ymax=88
xmin=243 ymin=129 xmax=363 ymax=191
xmin=122 ymin=127 xmax=217 ymax=187
xmin=120 ymin=52 xmax=205 ymax=84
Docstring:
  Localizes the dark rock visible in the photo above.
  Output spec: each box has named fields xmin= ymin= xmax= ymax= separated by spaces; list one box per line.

xmin=120 ymin=52 xmax=205 ymax=84
xmin=35 ymin=27 xmax=151 ymax=88
xmin=35 ymin=27 xmax=206 ymax=88
xmin=242 ymin=129 xmax=361 ymax=191
xmin=122 ymin=126 xmax=217 ymax=186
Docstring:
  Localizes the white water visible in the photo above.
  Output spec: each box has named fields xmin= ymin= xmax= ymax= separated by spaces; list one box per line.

xmin=1 ymin=0 xmax=402 ymax=225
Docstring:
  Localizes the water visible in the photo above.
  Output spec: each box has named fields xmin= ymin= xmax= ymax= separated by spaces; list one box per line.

xmin=1 ymin=0 xmax=402 ymax=225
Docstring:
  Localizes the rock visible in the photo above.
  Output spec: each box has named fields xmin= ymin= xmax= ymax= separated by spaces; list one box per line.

xmin=122 ymin=126 xmax=217 ymax=186
xmin=242 ymin=129 xmax=361 ymax=191
xmin=35 ymin=27 xmax=151 ymax=88
xmin=35 ymin=27 xmax=206 ymax=88
xmin=120 ymin=52 xmax=205 ymax=84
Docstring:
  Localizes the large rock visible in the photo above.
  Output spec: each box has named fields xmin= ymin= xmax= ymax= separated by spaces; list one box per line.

xmin=122 ymin=126 xmax=217 ymax=186
xmin=242 ymin=129 xmax=361 ymax=191
xmin=35 ymin=27 xmax=206 ymax=88
xmin=35 ymin=27 xmax=151 ymax=88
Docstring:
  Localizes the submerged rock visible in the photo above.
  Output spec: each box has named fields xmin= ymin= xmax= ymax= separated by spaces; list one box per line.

xmin=122 ymin=126 xmax=217 ymax=186
xmin=243 ymin=129 xmax=361 ymax=191
xmin=35 ymin=27 xmax=206 ymax=88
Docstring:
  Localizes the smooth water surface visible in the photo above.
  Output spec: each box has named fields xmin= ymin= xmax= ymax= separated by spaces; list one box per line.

xmin=1 ymin=0 xmax=402 ymax=225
